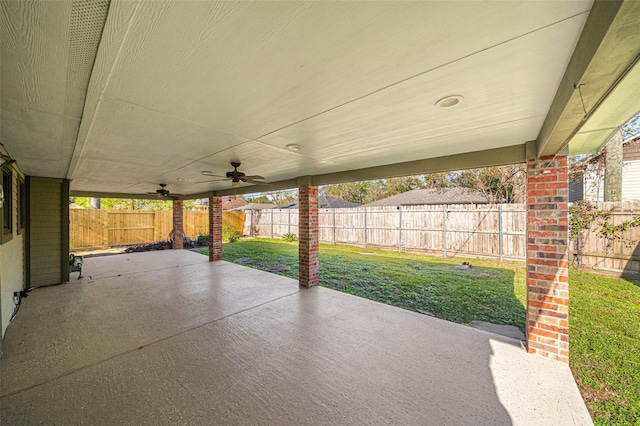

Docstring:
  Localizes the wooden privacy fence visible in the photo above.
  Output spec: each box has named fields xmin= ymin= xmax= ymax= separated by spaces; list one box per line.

xmin=70 ymin=210 xmax=244 ymax=249
xmin=245 ymin=204 xmax=528 ymax=261
xmin=569 ymin=201 xmax=640 ymax=275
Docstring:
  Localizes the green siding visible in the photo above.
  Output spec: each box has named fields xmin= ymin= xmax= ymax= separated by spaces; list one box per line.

xmin=28 ymin=177 xmax=67 ymax=287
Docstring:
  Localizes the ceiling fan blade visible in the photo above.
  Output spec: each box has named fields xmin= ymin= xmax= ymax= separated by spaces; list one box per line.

xmin=243 ymin=175 xmax=265 ymax=180
xmin=194 ymin=178 xmax=231 ymax=184
xmin=244 ymin=179 xmax=272 ymax=186
xmin=201 ymin=172 xmax=227 ymax=178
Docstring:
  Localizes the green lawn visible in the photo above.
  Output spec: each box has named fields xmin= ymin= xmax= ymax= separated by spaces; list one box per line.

xmin=202 ymin=238 xmax=640 ymax=425
xmin=569 ymin=271 xmax=640 ymax=425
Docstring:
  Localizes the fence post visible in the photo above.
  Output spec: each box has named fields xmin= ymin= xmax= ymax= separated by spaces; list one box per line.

xmin=102 ymin=210 xmax=109 ymax=248
xmin=270 ymin=209 xmax=274 ymax=238
xmin=333 ymin=209 xmax=336 ymax=244
xmin=364 ymin=208 xmax=367 ymax=248
xmin=443 ymin=205 xmax=447 ymax=258
xmin=250 ymin=210 xmax=253 ymax=237
xmin=288 ymin=209 xmax=291 ymax=234
xmin=398 ymin=206 xmax=403 ymax=252
xmin=498 ymin=204 xmax=503 ymax=261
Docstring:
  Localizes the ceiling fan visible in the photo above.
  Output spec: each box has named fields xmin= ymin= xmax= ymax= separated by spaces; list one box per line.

xmin=146 ymin=184 xmax=183 ymax=199
xmin=198 ymin=161 xmax=271 ymax=187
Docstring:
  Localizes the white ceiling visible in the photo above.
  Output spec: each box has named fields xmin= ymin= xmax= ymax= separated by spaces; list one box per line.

xmin=4 ymin=0 xmax=636 ymax=197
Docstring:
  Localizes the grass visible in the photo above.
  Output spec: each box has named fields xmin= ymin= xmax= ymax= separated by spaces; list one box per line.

xmin=216 ymin=238 xmax=527 ymax=330
xmin=569 ymin=271 xmax=640 ymax=425
xmin=202 ymin=238 xmax=640 ymax=424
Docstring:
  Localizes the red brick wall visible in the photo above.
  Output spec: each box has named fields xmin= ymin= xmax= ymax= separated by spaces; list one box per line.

xmin=172 ymin=200 xmax=184 ymax=249
xmin=209 ymin=196 xmax=222 ymax=261
xmin=299 ymin=185 xmax=319 ymax=288
xmin=526 ymin=155 xmax=569 ymax=363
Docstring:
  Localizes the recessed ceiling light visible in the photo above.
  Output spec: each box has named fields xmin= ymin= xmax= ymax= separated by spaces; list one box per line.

xmin=435 ymin=95 xmax=464 ymax=109
xmin=177 ymin=178 xmax=187 ymax=182
xmin=201 ymin=171 xmax=212 ymax=175
xmin=286 ymin=144 xmax=302 ymax=152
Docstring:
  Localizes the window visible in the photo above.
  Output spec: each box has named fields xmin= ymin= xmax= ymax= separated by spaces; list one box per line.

xmin=18 ymin=177 xmax=25 ymax=234
xmin=1 ymin=168 xmax=13 ymax=243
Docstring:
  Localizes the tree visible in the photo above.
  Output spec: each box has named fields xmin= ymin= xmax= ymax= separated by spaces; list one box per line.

xmin=69 ymin=197 xmax=199 ymax=210
xmin=604 ymin=131 xmax=623 ymax=202
xmin=320 ymin=181 xmax=380 ymax=204
xmin=269 ymin=190 xmax=298 ymax=206
xmin=381 ymin=176 xmax=427 ymax=196
xmin=621 ymin=112 xmax=640 ymax=141
xmin=424 ymin=172 xmax=450 ymax=189
xmin=69 ymin=197 xmax=92 ymax=208
xmin=244 ymin=195 xmax=271 ymax=204
xmin=477 ymin=165 xmax=526 ymax=203
xmin=319 ymin=165 xmax=526 ymax=205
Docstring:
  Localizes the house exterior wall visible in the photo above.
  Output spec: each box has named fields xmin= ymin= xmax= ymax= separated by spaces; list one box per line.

xmin=568 ymin=180 xmax=583 ymax=203
xmin=27 ymin=177 xmax=68 ymax=287
xmin=622 ymin=139 xmax=640 ymax=161
xmin=1 ymin=164 xmax=25 ymax=339
xmin=622 ymin=161 xmax=640 ymax=201
xmin=582 ymin=140 xmax=640 ymax=203
xmin=583 ymin=164 xmax=604 ymax=202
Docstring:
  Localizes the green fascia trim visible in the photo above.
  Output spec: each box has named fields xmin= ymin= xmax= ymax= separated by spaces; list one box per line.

xmin=537 ymin=0 xmax=640 ymax=157
xmin=70 ymin=145 xmax=527 ymax=199
xmin=215 ymin=144 xmax=527 ymax=196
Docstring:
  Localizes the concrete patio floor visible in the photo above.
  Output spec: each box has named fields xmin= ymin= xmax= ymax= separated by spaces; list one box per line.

xmin=1 ymin=250 xmax=592 ymax=425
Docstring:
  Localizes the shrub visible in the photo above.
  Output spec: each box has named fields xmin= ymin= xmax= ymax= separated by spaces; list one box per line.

xmin=196 ymin=234 xmax=209 ymax=246
xmin=282 ymin=232 xmax=298 ymax=242
xmin=124 ymin=240 xmax=172 ymax=252
xmin=222 ymin=224 xmax=242 ymax=243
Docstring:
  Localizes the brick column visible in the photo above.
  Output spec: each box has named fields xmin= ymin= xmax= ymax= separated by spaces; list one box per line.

xmin=526 ymin=155 xmax=569 ymax=363
xmin=209 ymin=196 xmax=222 ymax=261
xmin=172 ymin=200 xmax=184 ymax=249
xmin=299 ymin=185 xmax=319 ymax=288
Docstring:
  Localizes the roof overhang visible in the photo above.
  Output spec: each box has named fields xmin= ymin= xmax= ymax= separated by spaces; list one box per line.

xmin=537 ymin=0 xmax=640 ymax=157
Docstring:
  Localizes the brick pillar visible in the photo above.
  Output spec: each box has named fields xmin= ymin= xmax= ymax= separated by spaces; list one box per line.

xmin=172 ymin=200 xmax=184 ymax=249
xmin=526 ymin=155 xmax=569 ymax=363
xmin=299 ymin=185 xmax=319 ymax=288
xmin=209 ymin=196 xmax=222 ymax=261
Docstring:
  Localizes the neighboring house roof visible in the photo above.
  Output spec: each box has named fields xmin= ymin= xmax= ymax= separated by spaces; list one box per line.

xmin=279 ymin=195 xmax=361 ymax=209
xmin=231 ymin=203 xmax=276 ymax=211
xmin=221 ymin=196 xmax=246 ymax=211
xmin=363 ymin=188 xmax=489 ymax=207
xmin=69 ymin=203 xmax=84 ymax=209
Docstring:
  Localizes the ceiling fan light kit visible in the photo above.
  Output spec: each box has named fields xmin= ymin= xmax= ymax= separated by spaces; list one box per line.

xmin=146 ymin=183 xmax=184 ymax=199
xmin=197 ymin=162 xmax=271 ymax=188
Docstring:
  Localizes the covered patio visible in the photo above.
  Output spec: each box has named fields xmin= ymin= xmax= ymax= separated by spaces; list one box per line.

xmin=1 ymin=250 xmax=591 ymax=425
xmin=2 ymin=0 xmax=640 ymax=423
